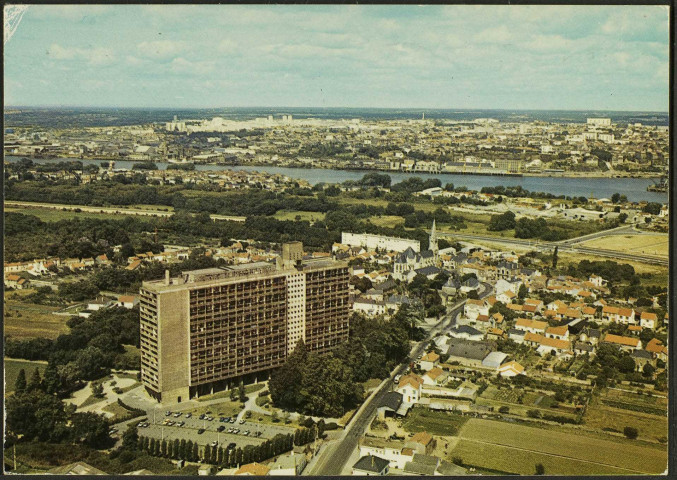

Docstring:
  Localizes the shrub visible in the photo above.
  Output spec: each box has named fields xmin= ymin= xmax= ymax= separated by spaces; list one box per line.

xmin=623 ymin=426 xmax=639 ymax=439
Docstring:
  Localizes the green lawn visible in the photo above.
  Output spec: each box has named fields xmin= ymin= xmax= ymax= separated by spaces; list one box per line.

xmin=4 ymin=358 xmax=47 ymax=395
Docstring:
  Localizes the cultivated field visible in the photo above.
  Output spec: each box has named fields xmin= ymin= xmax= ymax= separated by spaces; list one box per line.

xmin=580 ymin=234 xmax=669 ymax=258
xmin=450 ymin=417 xmax=667 ymax=475
xmin=5 ymin=358 xmax=47 ymax=395
xmin=401 ymin=407 xmax=468 ymax=436
xmin=4 ymin=297 xmax=70 ymax=340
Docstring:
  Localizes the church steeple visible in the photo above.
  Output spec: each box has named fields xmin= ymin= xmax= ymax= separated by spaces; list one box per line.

xmin=429 ymin=219 xmax=438 ymax=253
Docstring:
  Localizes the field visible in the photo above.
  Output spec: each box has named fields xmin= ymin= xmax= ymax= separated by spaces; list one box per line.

xmin=5 ymin=206 xmax=127 ymax=222
xmin=475 ymin=385 xmax=577 ymax=419
xmin=4 ymin=296 xmax=70 ymax=340
xmin=580 ymin=233 xmax=669 ymax=258
xmin=272 ymin=210 xmax=326 ymax=222
xmin=401 ymin=407 xmax=468 ymax=436
xmin=5 ymin=358 xmax=47 ymax=395
xmin=368 ymin=215 xmax=404 ymax=228
xmin=450 ymin=417 xmax=667 ymax=475
xmin=583 ymin=389 xmax=668 ymax=442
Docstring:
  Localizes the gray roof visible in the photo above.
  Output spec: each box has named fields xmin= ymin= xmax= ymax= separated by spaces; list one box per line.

xmin=420 ymin=249 xmax=435 ymax=259
xmin=631 ymin=349 xmax=653 ymax=359
xmin=574 ymin=342 xmax=594 ymax=352
xmin=451 ymin=325 xmax=483 ymax=336
xmin=436 ymin=460 xmax=468 ymax=476
xmin=415 ymin=265 xmax=441 ymax=276
xmin=353 ymin=455 xmax=389 ymax=473
xmin=446 ymin=338 xmax=492 ymax=361
xmin=508 ymin=328 xmax=525 ymax=336
xmin=376 ymin=391 xmax=403 ymax=412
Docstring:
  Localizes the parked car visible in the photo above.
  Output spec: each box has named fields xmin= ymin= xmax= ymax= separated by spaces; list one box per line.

xmin=165 ymin=411 xmax=172 ymax=416
xmin=199 ymin=414 xmax=206 ymax=420
xmin=229 ymin=418 xmax=236 ymax=423
xmin=227 ymin=443 xmax=236 ymax=451
xmin=210 ymin=441 xmax=218 ymax=447
xmin=197 ymin=428 xmax=205 ymax=434
xmin=239 ymin=419 xmax=246 ymax=424
xmin=243 ymin=430 xmax=250 ymax=436
xmin=173 ymin=412 xmax=182 ymax=418
xmin=176 ymin=421 xmax=185 ymax=427
xmin=217 ymin=426 xmax=225 ymax=432
xmin=185 ymin=413 xmax=192 ymax=418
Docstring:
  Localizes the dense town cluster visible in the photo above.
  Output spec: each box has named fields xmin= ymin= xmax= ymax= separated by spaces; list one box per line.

xmin=5 ymin=115 xmax=669 ymax=176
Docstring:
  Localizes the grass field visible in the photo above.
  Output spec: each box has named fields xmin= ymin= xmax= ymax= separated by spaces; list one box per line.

xmin=272 ymin=210 xmax=326 ymax=222
xmin=450 ymin=417 xmax=667 ymax=475
xmin=401 ymin=407 xmax=468 ymax=436
xmin=580 ymin=234 xmax=669 ymax=258
xmin=5 ymin=358 xmax=47 ymax=395
xmin=5 ymin=207 xmax=132 ymax=222
xmin=368 ymin=215 xmax=405 ymax=228
xmin=4 ymin=298 xmax=70 ymax=340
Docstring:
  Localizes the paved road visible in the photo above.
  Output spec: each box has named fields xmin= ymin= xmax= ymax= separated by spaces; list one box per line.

xmin=308 ymin=284 xmax=493 ymax=476
xmin=439 ymin=232 xmax=668 ymax=266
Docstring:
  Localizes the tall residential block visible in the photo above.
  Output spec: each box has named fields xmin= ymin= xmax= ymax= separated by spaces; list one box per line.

xmin=139 ymin=244 xmax=349 ymax=402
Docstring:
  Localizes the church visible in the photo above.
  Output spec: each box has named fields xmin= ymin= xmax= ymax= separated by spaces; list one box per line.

xmin=392 ymin=221 xmax=440 ymax=281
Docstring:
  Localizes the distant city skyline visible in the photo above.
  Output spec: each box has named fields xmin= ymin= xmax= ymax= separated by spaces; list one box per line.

xmin=4 ymin=4 xmax=670 ymax=111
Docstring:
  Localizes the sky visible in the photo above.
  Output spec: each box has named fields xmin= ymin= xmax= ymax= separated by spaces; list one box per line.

xmin=3 ymin=4 xmax=670 ymax=111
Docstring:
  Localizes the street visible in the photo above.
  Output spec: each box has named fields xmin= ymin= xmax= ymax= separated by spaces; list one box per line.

xmin=307 ymin=283 xmax=492 ymax=475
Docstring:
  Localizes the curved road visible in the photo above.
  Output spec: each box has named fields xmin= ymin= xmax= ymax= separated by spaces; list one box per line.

xmin=308 ymin=283 xmax=493 ymax=476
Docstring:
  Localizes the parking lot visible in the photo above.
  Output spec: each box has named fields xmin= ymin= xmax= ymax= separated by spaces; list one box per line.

xmin=127 ymin=411 xmax=296 ymax=449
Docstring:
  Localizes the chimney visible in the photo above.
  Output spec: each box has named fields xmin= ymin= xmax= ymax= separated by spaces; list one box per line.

xmin=165 ymin=269 xmax=170 ymax=285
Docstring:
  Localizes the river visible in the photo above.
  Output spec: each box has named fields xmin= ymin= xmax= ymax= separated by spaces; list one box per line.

xmin=4 ymin=155 xmax=668 ymax=203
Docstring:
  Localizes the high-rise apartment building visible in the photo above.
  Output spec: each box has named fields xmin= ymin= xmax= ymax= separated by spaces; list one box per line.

xmin=139 ymin=243 xmax=349 ymax=402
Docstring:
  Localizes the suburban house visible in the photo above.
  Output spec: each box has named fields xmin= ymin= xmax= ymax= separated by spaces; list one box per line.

xmin=498 ymin=360 xmax=525 ymax=377
xmin=359 ymin=438 xmax=412 ymax=470
xmin=463 ymin=298 xmax=489 ymax=321
xmin=269 ymin=452 xmax=307 ymax=476
xmin=422 ymin=367 xmax=448 ymax=386
xmin=419 ymin=352 xmax=440 ymax=371
xmin=544 ymin=325 xmax=569 ymax=341
xmin=645 ymin=338 xmax=668 ymax=363
xmin=396 ymin=374 xmax=423 ymax=404
xmin=234 ymin=463 xmax=271 ymax=476
xmin=639 ymin=311 xmax=658 ymax=330
xmin=602 ymin=334 xmax=642 ymax=352
xmin=445 ymin=338 xmax=493 ymax=367
xmin=514 ymin=318 xmax=547 ymax=335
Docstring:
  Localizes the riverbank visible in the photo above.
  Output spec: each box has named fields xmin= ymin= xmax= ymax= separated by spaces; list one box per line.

xmin=7 ymin=153 xmax=665 ymax=179
xmin=5 ymin=155 xmax=668 ymax=202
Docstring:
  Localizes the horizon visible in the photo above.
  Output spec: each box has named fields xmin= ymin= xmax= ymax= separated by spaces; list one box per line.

xmin=4 ymin=5 xmax=669 ymax=111
xmin=3 ymin=105 xmax=670 ymax=114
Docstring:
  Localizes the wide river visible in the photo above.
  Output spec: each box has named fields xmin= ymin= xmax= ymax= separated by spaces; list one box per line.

xmin=4 ymin=156 xmax=668 ymax=203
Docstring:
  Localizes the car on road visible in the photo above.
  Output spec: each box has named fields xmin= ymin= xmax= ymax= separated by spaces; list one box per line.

xmin=197 ymin=428 xmax=205 ymax=434
xmin=217 ymin=426 xmax=225 ymax=432
xmin=109 ymin=428 xmax=118 ymax=435
xmin=185 ymin=413 xmax=192 ymax=418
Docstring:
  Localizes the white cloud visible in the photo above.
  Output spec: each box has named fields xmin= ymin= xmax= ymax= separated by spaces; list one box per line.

xmin=169 ymin=57 xmax=215 ymax=75
xmin=46 ymin=43 xmax=114 ymax=65
xmin=137 ymin=40 xmax=186 ymax=60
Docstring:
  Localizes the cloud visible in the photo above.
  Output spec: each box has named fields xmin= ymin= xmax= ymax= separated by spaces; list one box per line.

xmin=137 ymin=40 xmax=186 ymax=60
xmin=169 ymin=57 xmax=215 ymax=75
xmin=46 ymin=43 xmax=114 ymax=65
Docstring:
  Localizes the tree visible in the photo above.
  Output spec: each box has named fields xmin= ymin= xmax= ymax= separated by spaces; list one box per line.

xmin=518 ymin=284 xmax=528 ymax=300
xmin=618 ymin=212 xmax=628 ymax=223
xmin=611 ymin=193 xmax=621 ymax=203
xmin=27 ymin=368 xmax=42 ymax=391
xmin=488 ymin=211 xmax=516 ymax=231
xmin=552 ymin=246 xmax=558 ymax=270
xmin=642 ymin=363 xmax=655 ymax=378
xmin=70 ymin=412 xmax=111 ymax=448
xmin=535 ymin=463 xmax=545 ymax=475
xmin=14 ymin=368 xmax=27 ymax=392
xmin=623 ymin=426 xmax=639 ymax=439
xmin=122 ymin=424 xmax=139 ymax=450
xmin=91 ymin=382 xmax=104 ymax=398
